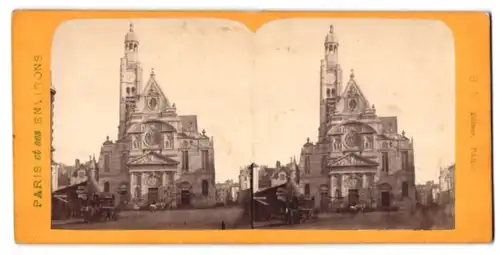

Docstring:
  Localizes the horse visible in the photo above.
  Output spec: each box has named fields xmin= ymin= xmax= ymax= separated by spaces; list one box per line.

xmin=149 ymin=202 xmax=159 ymax=212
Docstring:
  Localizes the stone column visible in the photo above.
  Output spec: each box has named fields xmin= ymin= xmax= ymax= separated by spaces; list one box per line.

xmin=341 ymin=174 xmax=349 ymax=198
xmin=330 ymin=175 xmax=338 ymax=199
xmin=130 ymin=173 xmax=136 ymax=199
xmin=169 ymin=172 xmax=177 ymax=208
xmin=362 ymin=174 xmax=369 ymax=189
xmin=162 ymin=172 xmax=168 ymax=187
xmin=141 ymin=172 xmax=148 ymax=199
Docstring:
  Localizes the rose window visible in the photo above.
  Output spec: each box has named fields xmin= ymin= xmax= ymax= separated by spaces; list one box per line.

xmin=344 ymin=131 xmax=359 ymax=148
xmin=144 ymin=129 xmax=161 ymax=146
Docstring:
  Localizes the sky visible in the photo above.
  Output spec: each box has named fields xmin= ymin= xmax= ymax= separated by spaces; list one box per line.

xmin=52 ymin=18 xmax=455 ymax=183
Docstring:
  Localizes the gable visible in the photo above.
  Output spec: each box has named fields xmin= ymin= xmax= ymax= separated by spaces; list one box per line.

xmin=140 ymin=75 xmax=171 ymax=112
xmin=341 ymin=79 xmax=368 ymax=102
xmin=128 ymin=152 xmax=179 ymax=166
xmin=329 ymin=153 xmax=378 ymax=168
xmin=339 ymin=73 xmax=371 ymax=113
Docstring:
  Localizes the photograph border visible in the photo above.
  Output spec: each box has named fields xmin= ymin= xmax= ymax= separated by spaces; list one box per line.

xmin=12 ymin=10 xmax=491 ymax=243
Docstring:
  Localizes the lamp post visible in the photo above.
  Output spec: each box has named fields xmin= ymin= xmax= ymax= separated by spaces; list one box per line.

xmin=248 ymin=163 xmax=257 ymax=229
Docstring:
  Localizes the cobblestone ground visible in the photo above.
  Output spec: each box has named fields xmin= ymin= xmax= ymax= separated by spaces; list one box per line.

xmin=266 ymin=211 xmax=454 ymax=230
xmin=52 ymin=206 xmax=249 ymax=230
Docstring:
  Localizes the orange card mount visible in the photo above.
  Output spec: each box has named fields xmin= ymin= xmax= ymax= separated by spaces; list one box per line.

xmin=12 ymin=11 xmax=491 ymax=244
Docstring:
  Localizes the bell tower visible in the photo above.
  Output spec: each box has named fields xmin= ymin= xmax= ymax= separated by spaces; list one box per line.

xmin=319 ymin=25 xmax=343 ymax=140
xmin=118 ymin=23 xmax=143 ymax=140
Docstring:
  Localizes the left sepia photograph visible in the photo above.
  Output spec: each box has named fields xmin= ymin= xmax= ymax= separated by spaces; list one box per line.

xmin=50 ymin=19 xmax=254 ymax=230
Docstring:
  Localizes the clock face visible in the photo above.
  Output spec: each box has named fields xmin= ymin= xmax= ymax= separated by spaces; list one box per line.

xmin=124 ymin=72 xmax=136 ymax=83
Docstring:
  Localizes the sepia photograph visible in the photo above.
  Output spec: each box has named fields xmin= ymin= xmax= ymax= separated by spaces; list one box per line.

xmin=50 ymin=18 xmax=455 ymax=230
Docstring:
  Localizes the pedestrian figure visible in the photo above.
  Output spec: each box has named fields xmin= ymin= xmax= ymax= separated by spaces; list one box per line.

xmin=221 ymin=220 xmax=226 ymax=230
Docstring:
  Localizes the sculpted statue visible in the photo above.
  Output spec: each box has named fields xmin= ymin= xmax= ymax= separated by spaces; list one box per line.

xmin=334 ymin=138 xmax=341 ymax=150
xmin=364 ymin=135 xmax=372 ymax=149
xmin=165 ymin=132 xmax=174 ymax=149
xmin=132 ymin=135 xmax=141 ymax=149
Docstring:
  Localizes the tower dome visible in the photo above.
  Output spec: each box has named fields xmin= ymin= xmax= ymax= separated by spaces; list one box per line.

xmin=125 ymin=23 xmax=139 ymax=42
xmin=324 ymin=25 xmax=338 ymax=44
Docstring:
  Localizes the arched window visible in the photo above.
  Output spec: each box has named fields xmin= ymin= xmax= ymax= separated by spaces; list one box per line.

xmin=104 ymin=154 xmax=110 ymax=172
xmin=402 ymin=181 xmax=409 ymax=197
xmin=305 ymin=156 xmax=311 ymax=174
xmin=304 ymin=184 xmax=310 ymax=197
xmin=182 ymin=151 xmax=189 ymax=172
xmin=202 ymin=180 xmax=209 ymax=196
xmin=327 ymin=88 xmax=331 ymax=97
xmin=104 ymin=181 xmax=110 ymax=193
xmin=279 ymin=173 xmax=286 ymax=181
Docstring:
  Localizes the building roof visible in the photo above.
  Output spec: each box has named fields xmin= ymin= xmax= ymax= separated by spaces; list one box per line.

xmin=179 ymin=115 xmax=198 ymax=133
xmin=379 ymin=116 xmax=398 ymax=134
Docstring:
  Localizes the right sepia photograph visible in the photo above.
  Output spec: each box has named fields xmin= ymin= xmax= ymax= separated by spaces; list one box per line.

xmin=244 ymin=18 xmax=455 ymax=230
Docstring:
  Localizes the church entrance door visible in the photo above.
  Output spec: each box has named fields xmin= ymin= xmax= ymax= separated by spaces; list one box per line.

xmin=181 ymin=190 xmax=191 ymax=206
xmin=381 ymin=191 xmax=391 ymax=207
xmin=148 ymin=188 xmax=159 ymax=204
xmin=348 ymin=189 xmax=359 ymax=206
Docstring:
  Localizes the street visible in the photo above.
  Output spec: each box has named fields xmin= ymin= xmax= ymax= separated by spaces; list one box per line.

xmin=52 ymin=206 xmax=248 ymax=230
xmin=261 ymin=211 xmax=454 ymax=230
xmin=53 ymin=207 xmax=454 ymax=230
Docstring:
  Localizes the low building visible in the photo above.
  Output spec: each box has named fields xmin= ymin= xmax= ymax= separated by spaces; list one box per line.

xmin=438 ymin=164 xmax=455 ymax=217
xmin=439 ymin=164 xmax=455 ymax=204
xmin=416 ymin=181 xmax=439 ymax=205
xmin=51 ymin=163 xmax=59 ymax=192
xmin=216 ymin=180 xmax=240 ymax=205
xmin=69 ymin=157 xmax=100 ymax=187
xmin=50 ymin=86 xmax=57 ymax=191
xmin=229 ymin=182 xmax=239 ymax=203
xmin=238 ymin=164 xmax=260 ymax=192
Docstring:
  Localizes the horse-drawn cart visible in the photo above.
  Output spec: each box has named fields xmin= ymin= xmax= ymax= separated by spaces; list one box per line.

xmin=297 ymin=197 xmax=315 ymax=223
xmin=81 ymin=192 xmax=119 ymax=223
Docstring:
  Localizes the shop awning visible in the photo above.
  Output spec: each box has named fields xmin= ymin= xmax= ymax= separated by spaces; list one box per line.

xmin=255 ymin=199 xmax=269 ymax=206
xmin=54 ymin=195 xmax=68 ymax=203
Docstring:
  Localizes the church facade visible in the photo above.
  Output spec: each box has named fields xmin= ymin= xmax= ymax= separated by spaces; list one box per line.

xmin=298 ymin=26 xmax=417 ymax=211
xmin=96 ymin=24 xmax=216 ymax=209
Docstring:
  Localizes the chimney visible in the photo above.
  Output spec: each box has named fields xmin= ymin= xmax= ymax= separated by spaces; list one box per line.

xmin=75 ymin=159 xmax=80 ymax=168
xmin=276 ymin=161 xmax=281 ymax=169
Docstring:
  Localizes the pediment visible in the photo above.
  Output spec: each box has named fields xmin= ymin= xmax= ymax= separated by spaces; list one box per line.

xmin=128 ymin=152 xmax=179 ymax=166
xmin=329 ymin=153 xmax=378 ymax=168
